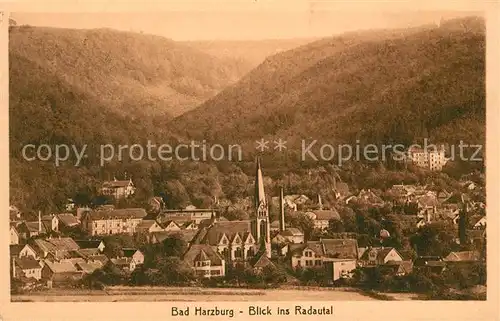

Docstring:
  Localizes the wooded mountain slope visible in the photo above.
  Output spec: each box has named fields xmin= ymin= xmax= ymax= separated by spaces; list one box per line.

xmin=171 ymin=17 xmax=485 ymax=148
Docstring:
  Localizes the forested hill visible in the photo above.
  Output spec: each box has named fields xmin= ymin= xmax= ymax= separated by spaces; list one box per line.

xmin=171 ymin=17 xmax=485 ymax=149
xmin=9 ymin=26 xmax=250 ymax=118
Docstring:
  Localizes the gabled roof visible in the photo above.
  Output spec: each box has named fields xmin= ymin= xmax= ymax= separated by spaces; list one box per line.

xmin=15 ymin=257 xmax=41 ymax=270
xmin=281 ymin=228 xmax=304 ymax=237
xmin=44 ymin=260 xmax=78 ymax=273
xmin=75 ymin=240 xmax=103 ymax=249
xmin=32 ymin=237 xmax=80 ymax=258
xmin=151 ymin=230 xmax=198 ymax=244
xmin=87 ymin=208 xmax=147 ymax=220
xmin=56 ymin=213 xmax=80 ymax=226
xmin=136 ymin=220 xmax=159 ymax=230
xmin=111 ymin=257 xmax=134 ymax=266
xmin=23 ymin=221 xmax=47 ymax=233
xmin=10 ymin=244 xmax=23 ymax=257
xmin=360 ymin=247 xmax=399 ymax=261
xmin=200 ymin=220 xmax=253 ymax=246
xmin=183 ymin=244 xmax=224 ymax=267
xmin=309 ymin=209 xmax=341 ymax=221
xmin=417 ymin=195 xmax=439 ymax=208
xmin=76 ymin=261 xmax=103 ymax=274
xmin=123 ymin=248 xmax=142 ymax=258
xmin=321 ymin=238 xmax=358 ymax=259
xmin=253 ymin=253 xmax=275 ymax=269
xmin=102 ymin=179 xmax=133 ymax=188
xmin=444 ymin=251 xmax=481 ymax=262
xmin=89 ymin=254 xmax=109 ymax=265
xmin=195 ymin=249 xmax=210 ymax=261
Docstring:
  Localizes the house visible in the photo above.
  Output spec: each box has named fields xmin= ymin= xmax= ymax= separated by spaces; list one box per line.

xmin=272 ymin=228 xmax=304 ymax=245
xmin=136 ymin=220 xmax=164 ymax=234
xmin=157 ymin=209 xmax=216 ymax=225
xmin=415 ymin=195 xmax=439 ymax=221
xmin=305 ymin=209 xmax=341 ymax=230
xmin=289 ymin=238 xmax=358 ymax=269
xmin=332 ymin=180 xmax=351 ymax=201
xmin=18 ymin=244 xmax=39 ymax=259
xmin=444 ymin=251 xmax=481 ymax=262
xmin=161 ymin=220 xmax=182 ymax=232
xmin=65 ymin=198 xmax=76 ymax=212
xmin=407 ymin=145 xmax=447 ymax=171
xmin=31 ymin=237 xmax=80 ymax=260
xmin=359 ymin=247 xmax=404 ymax=266
xmin=75 ymin=240 xmax=105 ymax=252
xmin=413 ymin=256 xmax=446 ymax=273
xmin=183 ymin=244 xmax=225 ymax=278
xmin=17 ymin=221 xmax=47 ymax=240
xmin=122 ymin=248 xmax=144 ymax=265
xmin=56 ymin=213 xmax=80 ymax=229
xmin=41 ymin=215 xmax=59 ymax=232
xmin=149 ymin=196 xmax=165 ymax=212
xmin=252 ymin=253 xmax=276 ymax=273
xmin=110 ymin=257 xmax=136 ymax=272
xmin=378 ymin=261 xmax=414 ymax=276
xmin=182 ymin=221 xmax=198 ymax=230
xmin=10 ymin=225 xmax=20 ymax=245
xmin=471 ymin=216 xmax=486 ymax=229
xmin=270 ymin=220 xmax=281 ymax=232
xmin=42 ymin=260 xmax=83 ymax=285
xmin=150 ymin=230 xmax=199 ymax=245
xmin=100 ymin=178 xmax=136 ymax=199
xmin=348 ymin=190 xmax=385 ymax=206
xmin=13 ymin=257 xmax=43 ymax=280
xmin=325 ymin=259 xmax=357 ymax=281
xmin=80 ymin=208 xmax=147 ymax=236
xmin=75 ymin=261 xmax=104 ymax=274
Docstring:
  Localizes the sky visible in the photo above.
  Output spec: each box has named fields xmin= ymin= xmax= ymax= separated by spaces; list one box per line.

xmin=9 ymin=1 xmax=488 ymax=41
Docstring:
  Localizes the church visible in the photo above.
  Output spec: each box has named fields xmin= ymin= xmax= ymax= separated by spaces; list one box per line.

xmin=190 ymin=158 xmax=272 ymax=264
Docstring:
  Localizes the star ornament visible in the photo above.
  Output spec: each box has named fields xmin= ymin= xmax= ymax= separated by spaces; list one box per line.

xmin=255 ymin=138 xmax=269 ymax=152
xmin=274 ymin=138 xmax=287 ymax=151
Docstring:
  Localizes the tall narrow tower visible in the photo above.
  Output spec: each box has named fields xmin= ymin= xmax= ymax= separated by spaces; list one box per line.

xmin=254 ymin=157 xmax=271 ymax=258
xmin=279 ymin=187 xmax=285 ymax=232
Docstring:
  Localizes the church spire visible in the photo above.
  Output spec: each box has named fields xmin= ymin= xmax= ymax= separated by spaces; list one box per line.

xmin=255 ymin=157 xmax=266 ymax=210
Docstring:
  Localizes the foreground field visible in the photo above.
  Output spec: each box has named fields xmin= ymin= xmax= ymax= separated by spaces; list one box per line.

xmin=12 ymin=286 xmax=400 ymax=302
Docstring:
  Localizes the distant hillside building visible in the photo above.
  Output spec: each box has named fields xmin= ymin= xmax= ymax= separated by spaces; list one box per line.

xmin=80 ymin=208 xmax=147 ymax=236
xmin=100 ymin=178 xmax=136 ymax=199
xmin=407 ymin=146 xmax=447 ymax=171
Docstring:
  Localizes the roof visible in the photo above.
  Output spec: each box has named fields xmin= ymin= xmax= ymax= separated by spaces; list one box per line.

xmin=75 ymin=240 xmax=103 ymax=249
xmin=77 ymin=248 xmax=101 ymax=257
xmin=444 ymin=251 xmax=481 ymax=262
xmin=24 ymin=221 xmax=47 ymax=233
xmin=195 ymin=249 xmax=210 ymax=261
xmin=102 ymin=179 xmax=133 ymax=188
xmin=87 ymin=208 xmax=147 ymax=220
xmin=281 ymin=228 xmax=304 ymax=236
xmin=152 ymin=230 xmax=199 ymax=244
xmin=123 ymin=248 xmax=142 ymax=258
xmin=383 ymin=260 xmax=413 ymax=274
xmin=253 ymin=253 xmax=275 ymax=269
xmin=308 ymin=209 xmax=341 ymax=221
xmin=183 ymin=244 xmax=224 ymax=267
xmin=89 ymin=254 xmax=109 ymax=265
xmin=76 ymin=261 xmax=103 ymax=274
xmin=44 ymin=260 xmax=78 ymax=273
xmin=15 ymin=257 xmax=41 ymax=270
xmin=111 ymin=257 xmax=134 ymax=266
xmin=358 ymin=190 xmax=384 ymax=204
xmin=199 ymin=220 xmax=253 ymax=245
xmin=32 ymin=237 xmax=80 ymax=259
xmin=290 ymin=241 xmax=324 ymax=256
xmin=136 ymin=220 xmax=159 ymax=230
xmin=321 ymin=238 xmax=358 ymax=259
xmin=57 ymin=213 xmax=80 ymax=226
xmin=270 ymin=220 xmax=280 ymax=228
xmin=10 ymin=244 xmax=23 ymax=257
xmin=417 ymin=195 xmax=439 ymax=208
xmin=361 ymin=247 xmax=399 ymax=261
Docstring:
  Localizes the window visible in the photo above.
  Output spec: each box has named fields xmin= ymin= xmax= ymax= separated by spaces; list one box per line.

xmin=304 ymin=251 xmax=313 ymax=257
xmin=315 ymin=260 xmax=322 ymax=266
xmin=212 ymin=270 xmax=221 ymax=275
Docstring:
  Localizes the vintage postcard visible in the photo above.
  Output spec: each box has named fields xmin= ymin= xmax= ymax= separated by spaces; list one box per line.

xmin=1 ymin=0 xmax=499 ymax=320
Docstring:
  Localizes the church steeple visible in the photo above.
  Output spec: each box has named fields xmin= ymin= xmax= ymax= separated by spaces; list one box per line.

xmin=255 ymin=157 xmax=266 ymax=211
xmin=253 ymin=157 xmax=271 ymax=258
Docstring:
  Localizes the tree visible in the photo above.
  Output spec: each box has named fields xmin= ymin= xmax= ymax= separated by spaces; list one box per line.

xmin=289 ymin=212 xmax=315 ymax=240
xmin=160 ymin=233 xmax=187 ymax=257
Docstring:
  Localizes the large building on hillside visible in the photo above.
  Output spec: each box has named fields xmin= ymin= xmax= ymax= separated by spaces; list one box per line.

xmin=189 ymin=158 xmax=272 ymax=264
xmin=80 ymin=208 xmax=147 ymax=236
xmin=100 ymin=178 xmax=136 ymax=199
xmin=407 ymin=146 xmax=448 ymax=171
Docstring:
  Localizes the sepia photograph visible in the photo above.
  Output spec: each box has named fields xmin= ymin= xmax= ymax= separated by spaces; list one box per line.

xmin=3 ymin=1 xmax=497 ymax=314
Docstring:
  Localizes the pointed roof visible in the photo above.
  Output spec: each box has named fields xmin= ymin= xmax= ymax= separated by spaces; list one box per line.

xmin=253 ymin=253 xmax=275 ymax=269
xmin=195 ymin=249 xmax=210 ymax=261
xmin=255 ymin=157 xmax=266 ymax=208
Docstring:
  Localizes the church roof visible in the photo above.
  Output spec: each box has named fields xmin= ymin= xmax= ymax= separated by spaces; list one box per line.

xmin=200 ymin=220 xmax=253 ymax=245
xmin=183 ymin=244 xmax=224 ymax=267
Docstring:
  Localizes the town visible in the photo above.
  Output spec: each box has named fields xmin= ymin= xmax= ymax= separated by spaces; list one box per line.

xmin=10 ymin=148 xmax=486 ymax=300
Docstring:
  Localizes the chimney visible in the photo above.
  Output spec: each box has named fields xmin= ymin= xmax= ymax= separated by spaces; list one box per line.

xmin=38 ymin=210 xmax=42 ymax=233
xmin=279 ymin=187 xmax=285 ymax=232
xmin=12 ymin=257 xmax=16 ymax=278
xmin=318 ymin=194 xmax=323 ymax=210
xmin=426 ymin=210 xmax=431 ymax=223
